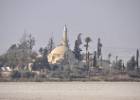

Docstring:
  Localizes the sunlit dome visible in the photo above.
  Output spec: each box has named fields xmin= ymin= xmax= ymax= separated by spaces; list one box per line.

xmin=48 ymin=45 xmax=76 ymax=64
xmin=50 ymin=45 xmax=68 ymax=56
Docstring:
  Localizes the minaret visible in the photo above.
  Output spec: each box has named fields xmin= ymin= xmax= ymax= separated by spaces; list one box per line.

xmin=63 ymin=25 xmax=68 ymax=47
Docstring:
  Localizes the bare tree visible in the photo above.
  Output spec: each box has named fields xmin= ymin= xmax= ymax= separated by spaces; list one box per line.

xmin=47 ymin=37 xmax=55 ymax=53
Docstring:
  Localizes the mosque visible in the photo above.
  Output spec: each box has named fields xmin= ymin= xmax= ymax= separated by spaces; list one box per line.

xmin=47 ymin=25 xmax=110 ymax=75
xmin=48 ymin=25 xmax=78 ymax=65
xmin=47 ymin=25 xmax=86 ymax=77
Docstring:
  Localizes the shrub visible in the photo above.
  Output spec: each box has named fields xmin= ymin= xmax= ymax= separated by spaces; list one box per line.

xmin=11 ymin=71 xmax=21 ymax=79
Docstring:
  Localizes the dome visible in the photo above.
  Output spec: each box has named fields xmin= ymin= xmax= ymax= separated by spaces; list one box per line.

xmin=48 ymin=45 xmax=70 ymax=64
xmin=50 ymin=45 xmax=68 ymax=56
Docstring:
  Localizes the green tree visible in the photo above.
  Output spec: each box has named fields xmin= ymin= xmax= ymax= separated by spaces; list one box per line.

xmin=18 ymin=33 xmax=35 ymax=66
xmin=6 ymin=44 xmax=18 ymax=67
xmin=116 ymin=59 xmax=123 ymax=71
xmin=108 ymin=53 xmax=112 ymax=64
xmin=93 ymin=51 xmax=97 ymax=67
xmin=3 ymin=33 xmax=35 ymax=69
xmin=136 ymin=49 xmax=139 ymax=69
xmin=0 ymin=54 xmax=7 ymax=67
xmin=112 ymin=58 xmax=124 ymax=72
xmin=33 ymin=47 xmax=50 ymax=71
xmin=74 ymin=33 xmax=82 ymax=61
xmin=28 ymin=34 xmax=35 ymax=50
xmin=97 ymin=38 xmax=102 ymax=59
xmin=39 ymin=47 xmax=44 ymax=55
xmin=127 ymin=56 xmax=136 ymax=71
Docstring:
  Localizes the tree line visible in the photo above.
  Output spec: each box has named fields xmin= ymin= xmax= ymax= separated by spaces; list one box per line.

xmin=0 ymin=32 xmax=140 ymax=80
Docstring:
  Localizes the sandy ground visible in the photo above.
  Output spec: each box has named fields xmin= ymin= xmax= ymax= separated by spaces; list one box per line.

xmin=0 ymin=82 xmax=140 ymax=100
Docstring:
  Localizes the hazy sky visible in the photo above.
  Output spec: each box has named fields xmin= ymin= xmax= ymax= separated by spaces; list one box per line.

xmin=0 ymin=0 xmax=140 ymax=61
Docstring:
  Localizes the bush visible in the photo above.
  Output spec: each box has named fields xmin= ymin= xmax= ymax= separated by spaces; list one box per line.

xmin=11 ymin=71 xmax=21 ymax=79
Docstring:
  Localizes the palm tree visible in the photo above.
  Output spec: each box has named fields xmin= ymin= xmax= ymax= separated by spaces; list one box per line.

xmin=84 ymin=37 xmax=92 ymax=68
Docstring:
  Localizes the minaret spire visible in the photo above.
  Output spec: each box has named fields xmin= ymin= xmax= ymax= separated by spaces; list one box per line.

xmin=63 ymin=24 xmax=68 ymax=47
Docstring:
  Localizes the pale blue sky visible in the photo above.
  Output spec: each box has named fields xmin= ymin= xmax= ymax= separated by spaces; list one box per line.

xmin=0 ymin=0 xmax=140 ymax=61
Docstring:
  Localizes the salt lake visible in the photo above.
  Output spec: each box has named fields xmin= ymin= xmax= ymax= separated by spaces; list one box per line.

xmin=0 ymin=82 xmax=140 ymax=100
